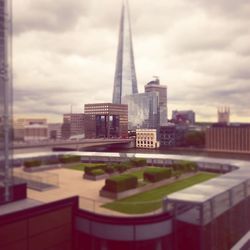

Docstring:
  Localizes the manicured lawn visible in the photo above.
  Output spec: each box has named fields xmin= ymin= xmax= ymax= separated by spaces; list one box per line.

xmin=129 ymin=169 xmax=144 ymax=179
xmin=102 ymin=172 xmax=218 ymax=214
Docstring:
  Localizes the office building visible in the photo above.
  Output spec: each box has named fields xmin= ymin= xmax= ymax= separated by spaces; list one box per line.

xmin=144 ymin=78 xmax=167 ymax=125
xmin=84 ymin=103 xmax=128 ymax=139
xmin=13 ymin=118 xmax=48 ymax=141
xmin=206 ymin=123 xmax=250 ymax=153
xmin=159 ymin=124 xmax=192 ymax=147
xmin=122 ymin=92 xmax=159 ymax=130
xmin=172 ymin=110 xmax=195 ymax=125
xmin=61 ymin=113 xmax=85 ymax=139
xmin=136 ymin=129 xmax=159 ymax=149
xmin=112 ymin=0 xmax=138 ymax=104
xmin=48 ymin=123 xmax=62 ymax=140
xmin=159 ymin=124 xmax=176 ymax=147
xmin=218 ymin=106 xmax=230 ymax=124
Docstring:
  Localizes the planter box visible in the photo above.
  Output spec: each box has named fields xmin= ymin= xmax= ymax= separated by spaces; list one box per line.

xmin=83 ymin=168 xmax=140 ymax=181
xmin=83 ymin=173 xmax=109 ymax=181
xmin=100 ymin=172 xmax=195 ymax=200
xmin=23 ymin=164 xmax=62 ymax=173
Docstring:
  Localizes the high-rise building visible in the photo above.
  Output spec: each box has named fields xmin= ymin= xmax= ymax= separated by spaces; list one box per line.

xmin=144 ymin=78 xmax=167 ymax=125
xmin=218 ymin=106 xmax=230 ymax=124
xmin=112 ymin=0 xmax=138 ymax=104
xmin=122 ymin=92 xmax=159 ymax=130
xmin=84 ymin=103 xmax=128 ymax=139
xmin=0 ymin=0 xmax=13 ymax=204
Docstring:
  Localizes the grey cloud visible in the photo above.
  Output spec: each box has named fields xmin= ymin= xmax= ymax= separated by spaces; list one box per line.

xmin=191 ymin=0 xmax=250 ymax=19
xmin=12 ymin=0 xmax=250 ymax=122
xmin=13 ymin=0 xmax=90 ymax=35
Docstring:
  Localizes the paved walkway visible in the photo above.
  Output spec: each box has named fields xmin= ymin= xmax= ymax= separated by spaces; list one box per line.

xmin=14 ymin=167 xmax=126 ymax=216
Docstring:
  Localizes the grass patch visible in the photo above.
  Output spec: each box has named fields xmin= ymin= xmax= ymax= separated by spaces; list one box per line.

xmin=129 ymin=170 xmax=144 ymax=179
xmin=102 ymin=172 xmax=218 ymax=214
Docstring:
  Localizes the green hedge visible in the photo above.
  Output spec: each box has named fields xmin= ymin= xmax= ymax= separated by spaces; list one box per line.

xmin=173 ymin=161 xmax=198 ymax=173
xmin=143 ymin=167 xmax=172 ymax=182
xmin=111 ymin=162 xmax=130 ymax=173
xmin=102 ymin=174 xmax=138 ymax=193
xmin=58 ymin=155 xmax=81 ymax=164
xmin=44 ymin=158 xmax=60 ymax=165
xmin=24 ymin=159 xmax=42 ymax=168
xmin=129 ymin=158 xmax=147 ymax=167
xmin=90 ymin=169 xmax=106 ymax=176
xmin=105 ymin=166 xmax=115 ymax=174
xmin=84 ymin=164 xmax=107 ymax=174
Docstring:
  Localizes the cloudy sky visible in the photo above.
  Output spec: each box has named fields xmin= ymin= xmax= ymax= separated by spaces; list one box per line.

xmin=13 ymin=0 xmax=250 ymax=122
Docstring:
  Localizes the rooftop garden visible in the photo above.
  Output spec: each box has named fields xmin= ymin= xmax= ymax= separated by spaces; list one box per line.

xmin=102 ymin=172 xmax=218 ymax=214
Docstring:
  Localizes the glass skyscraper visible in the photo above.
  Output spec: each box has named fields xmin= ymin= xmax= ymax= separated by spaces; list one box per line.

xmin=122 ymin=92 xmax=159 ymax=130
xmin=145 ymin=78 xmax=168 ymax=126
xmin=112 ymin=0 xmax=138 ymax=104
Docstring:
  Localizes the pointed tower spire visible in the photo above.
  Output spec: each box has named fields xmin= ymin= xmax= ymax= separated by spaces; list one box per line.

xmin=112 ymin=0 xmax=138 ymax=104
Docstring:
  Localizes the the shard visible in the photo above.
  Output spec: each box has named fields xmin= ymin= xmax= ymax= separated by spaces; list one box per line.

xmin=112 ymin=0 xmax=138 ymax=104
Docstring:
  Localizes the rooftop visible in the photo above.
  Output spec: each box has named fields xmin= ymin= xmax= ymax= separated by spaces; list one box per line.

xmin=7 ymin=151 xmax=250 ymax=217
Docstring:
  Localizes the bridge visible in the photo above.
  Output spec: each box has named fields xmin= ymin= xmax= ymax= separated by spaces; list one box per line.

xmin=13 ymin=138 xmax=134 ymax=151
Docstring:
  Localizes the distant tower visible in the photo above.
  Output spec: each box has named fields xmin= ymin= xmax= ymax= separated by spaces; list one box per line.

xmin=0 ymin=0 xmax=13 ymax=203
xmin=218 ymin=107 xmax=230 ymax=124
xmin=112 ymin=0 xmax=138 ymax=104
xmin=145 ymin=77 xmax=168 ymax=126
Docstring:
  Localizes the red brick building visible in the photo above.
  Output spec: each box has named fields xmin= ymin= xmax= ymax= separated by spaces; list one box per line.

xmin=206 ymin=123 xmax=250 ymax=153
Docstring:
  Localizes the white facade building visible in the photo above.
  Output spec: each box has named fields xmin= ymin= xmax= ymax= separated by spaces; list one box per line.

xmin=136 ymin=129 xmax=159 ymax=149
xmin=14 ymin=118 xmax=48 ymax=141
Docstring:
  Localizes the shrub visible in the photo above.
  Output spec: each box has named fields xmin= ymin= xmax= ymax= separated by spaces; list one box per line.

xmin=84 ymin=164 xmax=107 ymax=175
xmin=44 ymin=157 xmax=60 ymax=165
xmin=58 ymin=155 xmax=81 ymax=164
xmin=24 ymin=159 xmax=42 ymax=168
xmin=143 ymin=167 xmax=172 ymax=183
xmin=129 ymin=158 xmax=147 ymax=168
xmin=102 ymin=174 xmax=138 ymax=193
xmin=174 ymin=161 xmax=198 ymax=173
xmin=118 ymin=163 xmax=129 ymax=172
xmin=105 ymin=166 xmax=116 ymax=174
xmin=90 ymin=169 xmax=106 ymax=176
xmin=111 ymin=163 xmax=129 ymax=173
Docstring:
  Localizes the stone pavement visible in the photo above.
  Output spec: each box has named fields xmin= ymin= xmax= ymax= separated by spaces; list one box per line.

xmin=14 ymin=167 xmax=126 ymax=216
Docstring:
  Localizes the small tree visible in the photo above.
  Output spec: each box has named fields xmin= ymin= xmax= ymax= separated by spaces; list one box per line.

xmin=185 ymin=131 xmax=205 ymax=147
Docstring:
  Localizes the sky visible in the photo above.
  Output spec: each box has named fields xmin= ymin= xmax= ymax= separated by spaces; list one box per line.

xmin=13 ymin=0 xmax=250 ymax=123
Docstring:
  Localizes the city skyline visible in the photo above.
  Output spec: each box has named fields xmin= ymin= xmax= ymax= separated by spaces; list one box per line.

xmin=13 ymin=0 xmax=250 ymax=122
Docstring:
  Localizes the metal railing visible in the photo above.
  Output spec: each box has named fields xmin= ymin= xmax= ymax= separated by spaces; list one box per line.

xmin=79 ymin=196 xmax=164 ymax=217
xmin=13 ymin=171 xmax=59 ymax=191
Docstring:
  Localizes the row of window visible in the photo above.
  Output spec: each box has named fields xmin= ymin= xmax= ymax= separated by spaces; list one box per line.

xmin=137 ymin=141 xmax=154 ymax=145
xmin=137 ymin=133 xmax=155 ymax=137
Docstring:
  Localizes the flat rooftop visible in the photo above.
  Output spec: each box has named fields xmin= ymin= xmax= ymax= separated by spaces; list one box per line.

xmin=9 ymin=151 xmax=250 ymax=216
